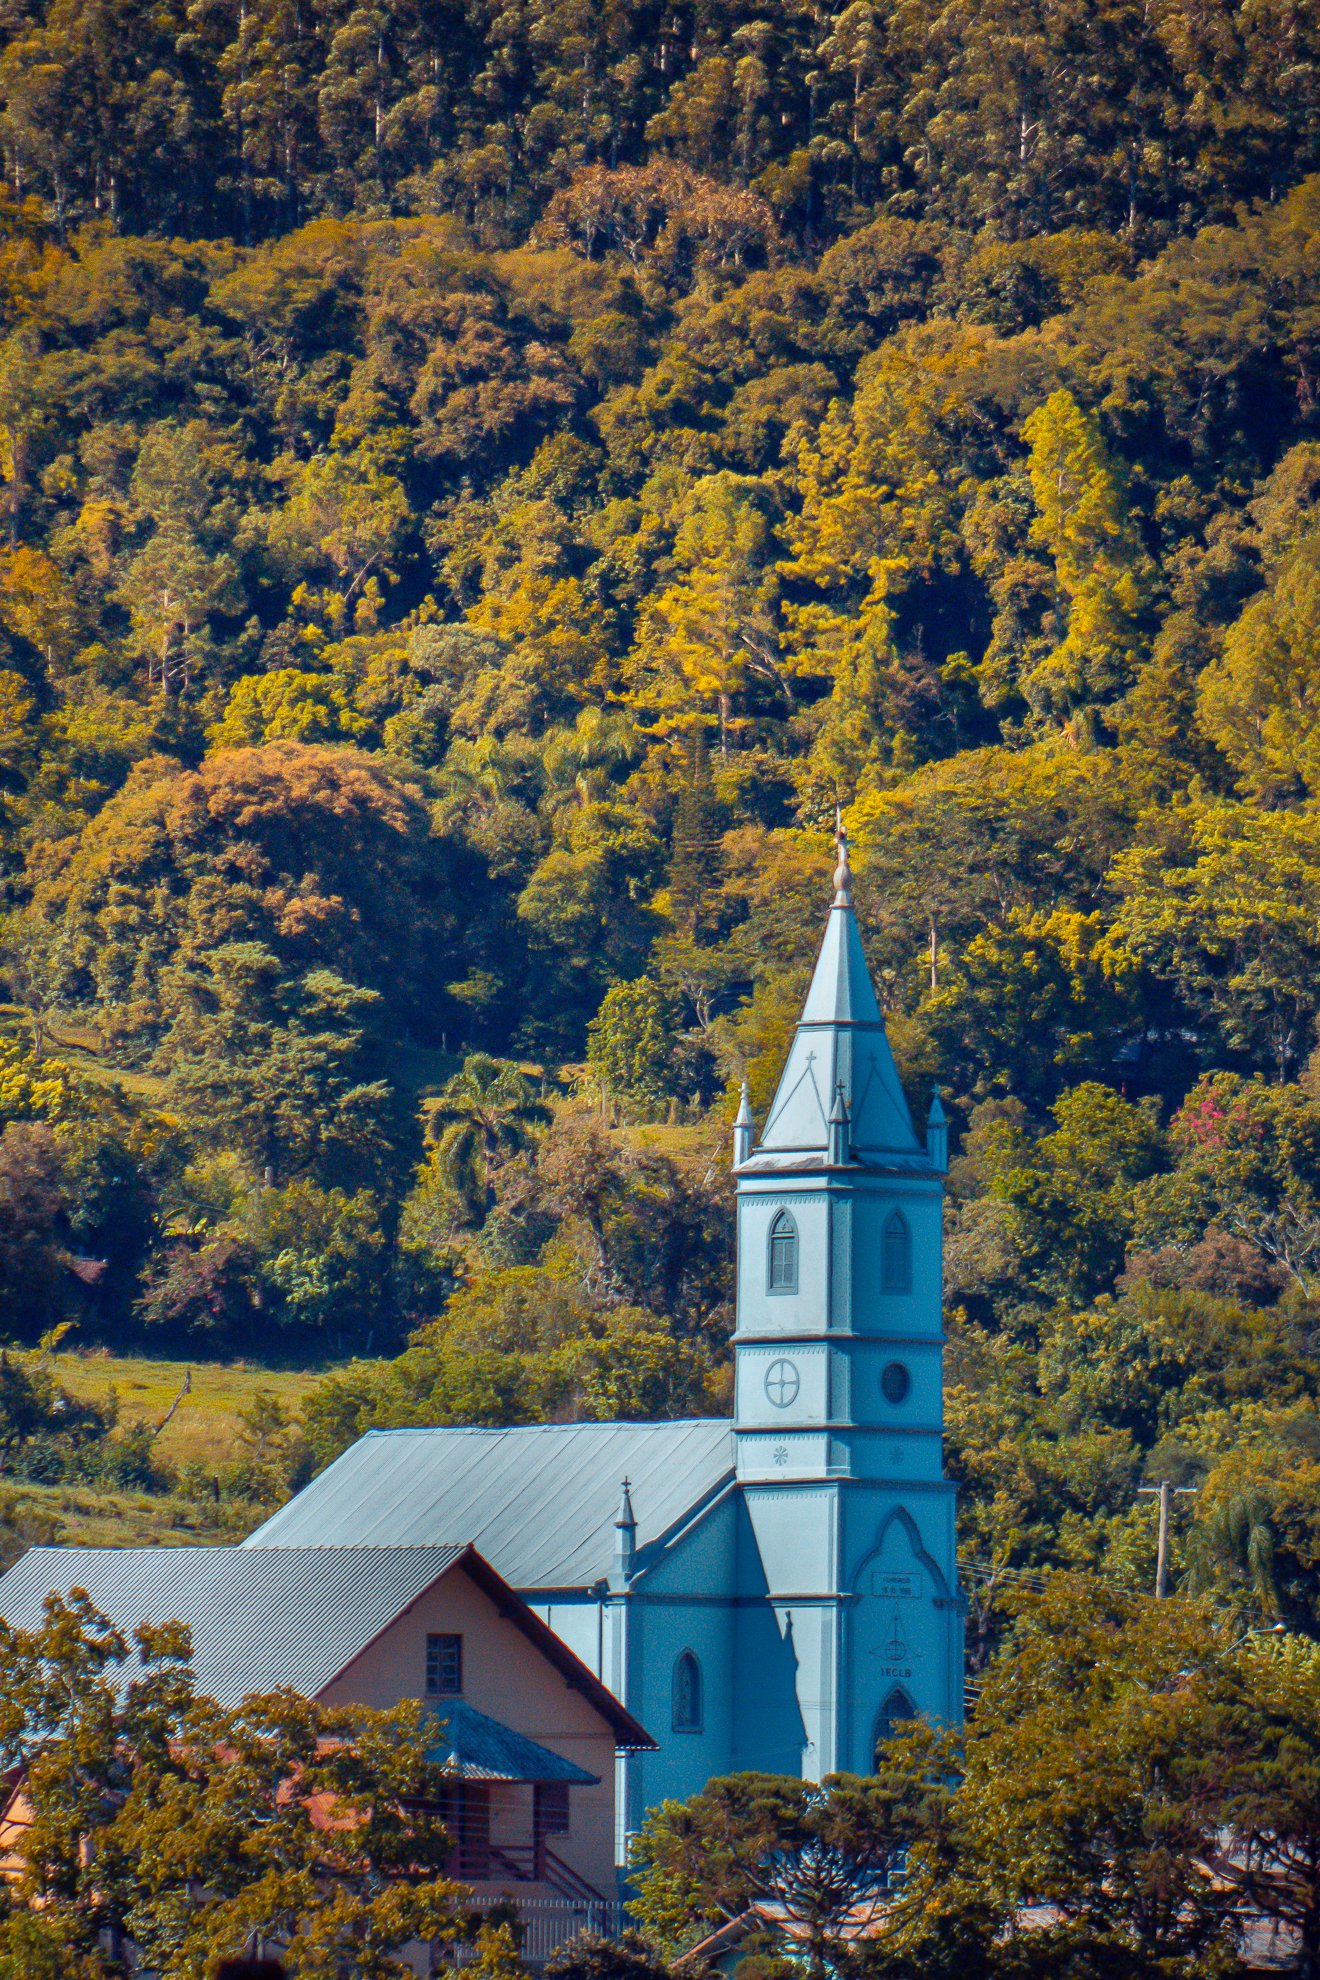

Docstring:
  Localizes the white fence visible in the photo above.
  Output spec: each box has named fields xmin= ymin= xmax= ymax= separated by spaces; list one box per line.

xmin=511 ymin=1896 xmax=628 ymax=1964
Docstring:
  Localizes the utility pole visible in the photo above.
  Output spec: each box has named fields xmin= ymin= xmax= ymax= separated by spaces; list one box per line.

xmin=1138 ymin=1481 xmax=1198 ymax=1598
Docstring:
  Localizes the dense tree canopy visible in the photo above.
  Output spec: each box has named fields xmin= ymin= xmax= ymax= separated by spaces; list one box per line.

xmin=0 ymin=0 xmax=1315 ymax=1679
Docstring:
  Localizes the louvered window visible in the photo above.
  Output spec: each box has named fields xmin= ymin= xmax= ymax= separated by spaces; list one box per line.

xmin=881 ymin=1211 xmax=911 ymax=1294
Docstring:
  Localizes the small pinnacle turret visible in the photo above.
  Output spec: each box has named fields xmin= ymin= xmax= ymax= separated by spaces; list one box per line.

xmin=926 ymin=1087 xmax=948 ymax=1173
xmin=828 ymin=1080 xmax=851 ymax=1166
xmin=612 ymin=1476 xmax=637 ymax=1586
xmin=733 ymin=1080 xmax=755 ymax=1170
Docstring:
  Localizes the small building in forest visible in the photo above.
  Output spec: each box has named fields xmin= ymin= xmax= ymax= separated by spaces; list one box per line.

xmin=244 ymin=833 xmax=964 ymax=1865
xmin=0 ymin=1539 xmax=652 ymax=1915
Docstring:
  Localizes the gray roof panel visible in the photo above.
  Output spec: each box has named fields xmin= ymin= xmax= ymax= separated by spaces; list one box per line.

xmin=0 ymin=1544 xmax=466 ymax=1706
xmin=244 ymin=1420 xmax=737 ymax=1588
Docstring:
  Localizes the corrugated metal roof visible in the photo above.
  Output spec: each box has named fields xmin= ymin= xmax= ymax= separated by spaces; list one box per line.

xmin=244 ymin=1420 xmax=737 ymax=1588
xmin=427 ymin=1700 xmax=597 ymax=1784
xmin=0 ymin=1544 xmax=467 ymax=1706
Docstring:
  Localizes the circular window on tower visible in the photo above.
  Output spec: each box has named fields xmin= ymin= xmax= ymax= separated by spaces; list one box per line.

xmin=881 ymin=1361 xmax=911 ymax=1405
xmin=764 ymin=1358 xmax=800 ymax=1409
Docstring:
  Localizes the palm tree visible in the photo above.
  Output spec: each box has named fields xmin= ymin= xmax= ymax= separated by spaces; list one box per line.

xmin=428 ymin=1054 xmax=550 ymax=1217
xmin=1184 ymin=1489 xmax=1278 ymax=1615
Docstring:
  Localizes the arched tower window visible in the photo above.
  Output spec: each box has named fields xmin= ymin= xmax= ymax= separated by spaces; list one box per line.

xmin=672 ymin=1651 xmax=703 ymax=1732
xmin=873 ymin=1685 xmax=915 ymax=1761
xmin=767 ymin=1211 xmax=798 ymax=1293
xmin=881 ymin=1210 xmax=911 ymax=1294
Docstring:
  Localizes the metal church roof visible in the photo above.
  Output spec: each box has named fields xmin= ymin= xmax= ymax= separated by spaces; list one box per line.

xmin=0 ymin=1543 xmax=468 ymax=1706
xmin=244 ymin=1419 xmax=737 ymax=1588
xmin=427 ymin=1700 xmax=598 ymax=1784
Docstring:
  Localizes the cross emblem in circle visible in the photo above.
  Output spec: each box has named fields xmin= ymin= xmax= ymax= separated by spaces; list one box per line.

xmin=764 ymin=1359 xmax=800 ymax=1409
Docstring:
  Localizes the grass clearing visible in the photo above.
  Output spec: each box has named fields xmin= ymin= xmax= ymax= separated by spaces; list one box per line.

xmin=2 ymin=1478 xmax=258 ymax=1551
xmin=47 ymin=1354 xmax=359 ymax=1469
xmin=9 ymin=1354 xmax=388 ymax=1554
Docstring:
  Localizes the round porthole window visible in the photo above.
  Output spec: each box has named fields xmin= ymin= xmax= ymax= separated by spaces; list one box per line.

xmin=764 ymin=1359 xmax=800 ymax=1408
xmin=881 ymin=1361 xmax=911 ymax=1405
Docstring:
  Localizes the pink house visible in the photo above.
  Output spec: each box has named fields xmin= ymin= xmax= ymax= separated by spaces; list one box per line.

xmin=0 ymin=1540 xmax=654 ymax=1938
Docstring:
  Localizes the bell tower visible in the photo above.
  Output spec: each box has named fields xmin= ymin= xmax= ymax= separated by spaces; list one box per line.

xmin=731 ymin=827 xmax=962 ymax=1777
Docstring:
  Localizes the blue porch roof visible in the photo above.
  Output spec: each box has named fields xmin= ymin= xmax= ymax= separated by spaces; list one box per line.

xmin=428 ymin=1700 xmax=597 ymax=1784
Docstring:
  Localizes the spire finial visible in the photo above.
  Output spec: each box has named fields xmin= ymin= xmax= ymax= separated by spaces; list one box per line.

xmin=616 ymin=1477 xmax=636 ymax=1530
xmin=833 ymin=805 xmax=852 ymax=906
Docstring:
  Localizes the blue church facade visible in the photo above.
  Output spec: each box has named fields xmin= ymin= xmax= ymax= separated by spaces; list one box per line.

xmin=247 ymin=832 xmax=962 ymax=1863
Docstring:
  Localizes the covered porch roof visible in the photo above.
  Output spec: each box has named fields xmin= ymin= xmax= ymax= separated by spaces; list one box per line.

xmin=426 ymin=1700 xmax=598 ymax=1785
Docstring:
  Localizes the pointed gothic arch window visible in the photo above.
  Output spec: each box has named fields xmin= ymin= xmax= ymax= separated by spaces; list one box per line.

xmin=881 ymin=1210 xmax=912 ymax=1294
xmin=873 ymin=1685 xmax=916 ymax=1762
xmin=767 ymin=1211 xmax=798 ymax=1293
xmin=672 ymin=1650 xmax=703 ymax=1732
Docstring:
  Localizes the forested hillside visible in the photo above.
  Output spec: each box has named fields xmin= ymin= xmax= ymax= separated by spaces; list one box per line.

xmin=1 ymin=0 xmax=1320 ymax=1608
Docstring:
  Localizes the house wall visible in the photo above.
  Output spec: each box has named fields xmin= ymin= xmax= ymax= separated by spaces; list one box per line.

xmin=317 ymin=1565 xmax=620 ymax=1900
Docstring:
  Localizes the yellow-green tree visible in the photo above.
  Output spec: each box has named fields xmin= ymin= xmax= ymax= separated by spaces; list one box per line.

xmin=627 ymin=473 xmax=781 ymax=756
xmin=1198 ymin=532 xmax=1320 ymax=800
xmin=208 ymin=668 xmax=371 ymax=749
xmin=1019 ymin=387 xmax=1151 ymax=726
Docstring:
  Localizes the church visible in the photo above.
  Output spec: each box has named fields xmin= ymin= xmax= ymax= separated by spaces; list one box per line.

xmin=247 ymin=830 xmax=963 ymax=1863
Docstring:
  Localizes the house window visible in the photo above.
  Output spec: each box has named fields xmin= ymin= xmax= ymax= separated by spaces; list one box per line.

xmin=673 ymin=1650 xmax=703 ymax=1732
xmin=881 ymin=1211 xmax=912 ymax=1294
xmin=426 ymin=1633 xmax=463 ymax=1696
xmin=874 ymin=1685 xmax=916 ymax=1762
xmin=768 ymin=1211 xmax=798 ymax=1292
xmin=534 ymin=1781 xmax=571 ymax=1839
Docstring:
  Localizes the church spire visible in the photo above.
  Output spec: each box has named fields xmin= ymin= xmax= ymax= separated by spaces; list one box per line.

xmin=798 ymin=816 xmax=885 ymax=1029
xmin=752 ymin=814 xmax=920 ymax=1163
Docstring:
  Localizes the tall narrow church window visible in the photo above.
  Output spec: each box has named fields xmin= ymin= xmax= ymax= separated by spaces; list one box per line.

xmin=768 ymin=1211 xmax=798 ymax=1292
xmin=672 ymin=1651 xmax=703 ymax=1732
xmin=881 ymin=1211 xmax=911 ymax=1294
xmin=874 ymin=1685 xmax=916 ymax=1761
